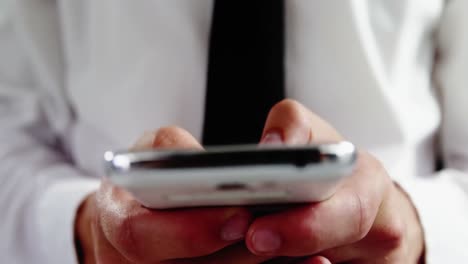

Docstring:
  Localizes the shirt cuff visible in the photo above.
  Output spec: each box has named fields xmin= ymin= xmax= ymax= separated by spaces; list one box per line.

xmin=396 ymin=169 xmax=468 ymax=263
xmin=36 ymin=168 xmax=100 ymax=264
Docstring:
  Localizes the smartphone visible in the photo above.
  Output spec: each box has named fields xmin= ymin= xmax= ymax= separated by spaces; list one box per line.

xmin=104 ymin=142 xmax=357 ymax=209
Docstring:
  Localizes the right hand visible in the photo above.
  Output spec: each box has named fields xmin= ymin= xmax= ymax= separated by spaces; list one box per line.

xmin=75 ymin=127 xmax=267 ymax=264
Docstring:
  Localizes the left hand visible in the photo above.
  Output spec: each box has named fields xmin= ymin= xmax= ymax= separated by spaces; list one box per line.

xmin=246 ymin=99 xmax=425 ymax=263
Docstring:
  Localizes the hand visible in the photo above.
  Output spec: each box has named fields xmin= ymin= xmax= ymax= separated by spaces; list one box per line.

xmin=245 ymin=99 xmax=425 ymax=263
xmin=75 ymin=127 xmax=273 ymax=263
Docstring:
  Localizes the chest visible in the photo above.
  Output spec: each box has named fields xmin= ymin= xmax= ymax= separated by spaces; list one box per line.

xmin=58 ymin=0 xmax=442 ymax=148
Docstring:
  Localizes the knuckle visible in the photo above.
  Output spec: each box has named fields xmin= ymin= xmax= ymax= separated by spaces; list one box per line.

xmin=373 ymin=216 xmax=405 ymax=251
xmin=381 ymin=218 xmax=405 ymax=250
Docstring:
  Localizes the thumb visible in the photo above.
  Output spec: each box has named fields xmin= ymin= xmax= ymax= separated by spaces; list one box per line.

xmin=132 ymin=126 xmax=203 ymax=150
xmin=261 ymin=99 xmax=343 ymax=145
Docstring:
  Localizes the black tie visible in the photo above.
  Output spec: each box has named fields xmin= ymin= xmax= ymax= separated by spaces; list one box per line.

xmin=202 ymin=0 xmax=285 ymax=146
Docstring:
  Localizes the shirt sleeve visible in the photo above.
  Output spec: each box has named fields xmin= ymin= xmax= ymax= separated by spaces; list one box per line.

xmin=396 ymin=0 xmax=468 ymax=262
xmin=0 ymin=2 xmax=99 ymax=263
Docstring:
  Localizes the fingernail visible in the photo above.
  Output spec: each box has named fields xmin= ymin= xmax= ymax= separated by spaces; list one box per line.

xmin=133 ymin=131 xmax=155 ymax=149
xmin=252 ymin=229 xmax=282 ymax=254
xmin=260 ymin=131 xmax=283 ymax=145
xmin=221 ymin=214 xmax=250 ymax=241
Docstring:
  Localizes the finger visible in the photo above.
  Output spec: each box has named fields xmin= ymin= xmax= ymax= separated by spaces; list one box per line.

xmin=299 ymin=256 xmax=332 ymax=264
xmin=303 ymin=185 xmax=409 ymax=263
xmin=97 ymin=180 xmax=253 ymax=263
xmin=261 ymin=100 xmax=406 ymax=260
xmin=133 ymin=126 xmax=203 ymax=150
xmin=261 ymin=99 xmax=343 ymax=145
xmin=164 ymin=242 xmax=272 ymax=264
xmin=246 ymin=152 xmax=391 ymax=256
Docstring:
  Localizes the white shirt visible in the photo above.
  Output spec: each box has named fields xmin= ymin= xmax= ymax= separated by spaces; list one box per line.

xmin=0 ymin=0 xmax=467 ymax=263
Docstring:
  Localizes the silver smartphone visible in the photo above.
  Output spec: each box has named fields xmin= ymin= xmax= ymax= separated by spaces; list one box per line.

xmin=104 ymin=142 xmax=357 ymax=209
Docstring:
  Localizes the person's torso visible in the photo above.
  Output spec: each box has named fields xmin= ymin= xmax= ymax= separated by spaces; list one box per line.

xmin=15 ymin=0 xmax=445 ymax=180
